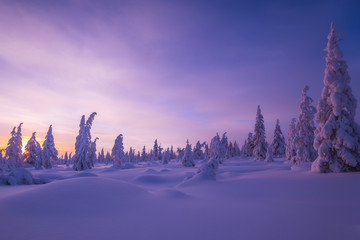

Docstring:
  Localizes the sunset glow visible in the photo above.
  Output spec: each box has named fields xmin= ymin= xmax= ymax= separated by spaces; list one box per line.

xmin=0 ymin=0 xmax=359 ymax=156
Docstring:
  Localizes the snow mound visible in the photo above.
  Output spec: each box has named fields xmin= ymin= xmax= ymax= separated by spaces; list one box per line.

xmin=0 ymin=168 xmax=48 ymax=185
xmin=71 ymin=171 xmax=97 ymax=178
xmin=0 ymin=177 xmax=149 ymax=217
xmin=144 ymin=169 xmax=158 ymax=174
xmin=134 ymin=175 xmax=168 ymax=185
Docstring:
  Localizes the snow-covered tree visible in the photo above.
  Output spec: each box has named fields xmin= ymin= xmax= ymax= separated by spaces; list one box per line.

xmin=153 ymin=139 xmax=159 ymax=160
xmin=312 ymin=23 xmax=360 ymax=172
xmin=24 ymin=132 xmax=42 ymax=170
xmin=244 ymin=132 xmax=255 ymax=157
xmin=182 ymin=140 xmax=195 ymax=167
xmin=193 ymin=141 xmax=204 ymax=160
xmin=233 ymin=141 xmax=241 ymax=156
xmin=170 ymin=146 xmax=175 ymax=160
xmin=209 ymin=133 xmax=226 ymax=163
xmin=265 ymin=145 xmax=274 ymax=162
xmin=196 ymin=157 xmax=219 ymax=180
xmin=141 ymin=146 xmax=147 ymax=162
xmin=42 ymin=125 xmax=58 ymax=169
xmin=177 ymin=147 xmax=184 ymax=161
xmin=64 ymin=152 xmax=69 ymax=166
xmin=89 ymin=137 xmax=98 ymax=167
xmin=272 ymin=119 xmax=286 ymax=157
xmin=203 ymin=143 xmax=210 ymax=160
xmin=5 ymin=123 xmax=23 ymax=169
xmin=292 ymin=86 xmax=317 ymax=164
xmin=162 ymin=148 xmax=170 ymax=164
xmin=253 ymin=106 xmax=267 ymax=160
xmin=286 ymin=118 xmax=297 ymax=161
xmin=111 ymin=134 xmax=125 ymax=166
xmin=105 ymin=152 xmax=111 ymax=164
xmin=73 ymin=112 xmax=97 ymax=171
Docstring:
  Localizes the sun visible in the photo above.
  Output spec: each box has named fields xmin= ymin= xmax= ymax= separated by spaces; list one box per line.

xmin=21 ymin=136 xmax=31 ymax=154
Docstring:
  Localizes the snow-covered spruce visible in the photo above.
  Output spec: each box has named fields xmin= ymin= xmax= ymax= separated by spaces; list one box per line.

xmin=182 ymin=140 xmax=195 ymax=167
xmin=42 ymin=125 xmax=58 ymax=169
xmin=272 ymin=119 xmax=286 ymax=157
xmin=73 ymin=113 xmax=97 ymax=171
xmin=292 ymin=86 xmax=317 ymax=165
xmin=286 ymin=118 xmax=297 ymax=161
xmin=312 ymin=23 xmax=360 ymax=173
xmin=265 ymin=145 xmax=274 ymax=162
xmin=162 ymin=148 xmax=170 ymax=164
xmin=24 ymin=132 xmax=42 ymax=170
xmin=253 ymin=106 xmax=267 ymax=160
xmin=193 ymin=141 xmax=205 ymax=160
xmin=89 ymin=137 xmax=98 ymax=167
xmin=111 ymin=134 xmax=125 ymax=166
xmin=209 ymin=133 xmax=226 ymax=163
xmin=5 ymin=123 xmax=23 ymax=170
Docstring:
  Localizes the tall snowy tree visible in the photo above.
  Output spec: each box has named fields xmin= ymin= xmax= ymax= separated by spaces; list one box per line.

xmin=272 ymin=119 xmax=286 ymax=157
xmin=24 ymin=132 xmax=42 ymax=170
xmin=253 ymin=106 xmax=267 ymax=160
xmin=111 ymin=134 xmax=125 ymax=166
xmin=153 ymin=139 xmax=159 ymax=160
xmin=292 ymin=86 xmax=317 ymax=164
xmin=42 ymin=125 xmax=58 ymax=169
xmin=312 ymin=23 xmax=360 ymax=172
xmin=73 ymin=112 xmax=97 ymax=171
xmin=286 ymin=118 xmax=297 ymax=161
xmin=182 ymin=140 xmax=195 ymax=167
xmin=5 ymin=123 xmax=23 ymax=169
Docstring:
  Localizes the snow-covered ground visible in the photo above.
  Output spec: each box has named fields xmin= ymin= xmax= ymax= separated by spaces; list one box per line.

xmin=1 ymin=157 xmax=360 ymax=240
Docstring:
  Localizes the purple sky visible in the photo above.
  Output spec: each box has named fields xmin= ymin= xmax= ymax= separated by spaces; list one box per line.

xmin=1 ymin=0 xmax=360 ymax=155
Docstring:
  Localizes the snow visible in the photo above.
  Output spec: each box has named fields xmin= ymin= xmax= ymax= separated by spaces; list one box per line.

xmin=1 ymin=157 xmax=360 ymax=240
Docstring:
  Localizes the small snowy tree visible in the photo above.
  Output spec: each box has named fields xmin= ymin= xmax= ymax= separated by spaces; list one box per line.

xmin=312 ymin=23 xmax=360 ymax=172
xmin=182 ymin=140 xmax=195 ymax=167
xmin=162 ymin=148 xmax=170 ymax=164
xmin=272 ymin=119 xmax=286 ymax=157
xmin=5 ymin=123 xmax=23 ymax=169
xmin=141 ymin=146 xmax=147 ymax=162
xmin=73 ymin=112 xmax=97 ymax=171
xmin=233 ymin=141 xmax=241 ymax=156
xmin=209 ymin=133 xmax=226 ymax=163
xmin=193 ymin=141 xmax=205 ymax=160
xmin=253 ymin=106 xmax=267 ymax=160
xmin=111 ymin=134 xmax=125 ymax=166
xmin=245 ymin=132 xmax=255 ymax=157
xmin=265 ymin=145 xmax=274 ymax=162
xmin=292 ymin=86 xmax=317 ymax=165
xmin=42 ymin=125 xmax=58 ymax=169
xmin=286 ymin=118 xmax=297 ymax=161
xmin=24 ymin=132 xmax=42 ymax=170
xmin=89 ymin=137 xmax=99 ymax=167
xmin=153 ymin=139 xmax=159 ymax=160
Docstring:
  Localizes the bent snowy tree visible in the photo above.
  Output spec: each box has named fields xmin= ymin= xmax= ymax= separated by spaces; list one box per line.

xmin=312 ymin=23 xmax=360 ymax=173
xmin=73 ymin=112 xmax=97 ymax=171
